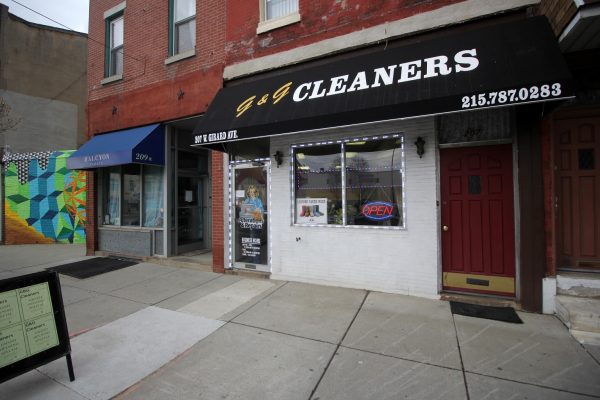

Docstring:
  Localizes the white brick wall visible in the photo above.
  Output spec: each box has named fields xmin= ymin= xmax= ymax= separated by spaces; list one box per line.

xmin=263 ymin=117 xmax=440 ymax=298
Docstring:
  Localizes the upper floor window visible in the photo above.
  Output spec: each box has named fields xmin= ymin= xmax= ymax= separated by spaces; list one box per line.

xmin=108 ymin=16 xmax=124 ymax=76
xmin=258 ymin=0 xmax=300 ymax=34
xmin=170 ymin=0 xmax=196 ymax=56
xmin=103 ymin=2 xmax=126 ymax=82
xmin=265 ymin=0 xmax=298 ymax=20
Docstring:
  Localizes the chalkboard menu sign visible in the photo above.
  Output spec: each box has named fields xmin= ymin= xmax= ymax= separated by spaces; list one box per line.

xmin=0 ymin=271 xmax=74 ymax=383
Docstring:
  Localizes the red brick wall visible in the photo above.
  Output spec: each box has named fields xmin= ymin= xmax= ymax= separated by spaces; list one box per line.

xmin=211 ymin=151 xmax=224 ymax=272
xmin=87 ymin=1 xmax=226 ymax=255
xmin=88 ymin=67 xmax=222 ymax=134
xmin=87 ymin=0 xmax=226 ymax=131
xmin=226 ymin=0 xmax=466 ymax=65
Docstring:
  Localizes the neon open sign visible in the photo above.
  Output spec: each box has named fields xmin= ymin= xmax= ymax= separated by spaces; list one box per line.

xmin=361 ymin=202 xmax=396 ymax=221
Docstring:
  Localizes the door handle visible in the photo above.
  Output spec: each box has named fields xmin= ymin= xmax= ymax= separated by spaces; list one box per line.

xmin=443 ymin=225 xmax=449 ymax=231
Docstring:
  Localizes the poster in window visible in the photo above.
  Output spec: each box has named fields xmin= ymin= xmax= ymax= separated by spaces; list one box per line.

xmin=296 ymin=198 xmax=327 ymax=224
xmin=234 ymin=167 xmax=268 ymax=266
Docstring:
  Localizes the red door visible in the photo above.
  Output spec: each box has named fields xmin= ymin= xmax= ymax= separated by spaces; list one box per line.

xmin=556 ymin=117 xmax=600 ymax=270
xmin=441 ymin=145 xmax=516 ymax=296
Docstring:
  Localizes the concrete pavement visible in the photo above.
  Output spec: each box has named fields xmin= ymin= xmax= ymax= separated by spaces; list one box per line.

xmin=0 ymin=244 xmax=599 ymax=399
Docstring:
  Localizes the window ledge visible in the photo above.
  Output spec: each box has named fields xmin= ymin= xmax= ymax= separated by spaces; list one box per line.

xmin=99 ymin=226 xmax=162 ymax=232
xmin=292 ymin=223 xmax=406 ymax=231
xmin=257 ymin=12 xmax=300 ymax=34
xmin=101 ymin=74 xmax=123 ymax=85
xmin=165 ymin=49 xmax=196 ymax=65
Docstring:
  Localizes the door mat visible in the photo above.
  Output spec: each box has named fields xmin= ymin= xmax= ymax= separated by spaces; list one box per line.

xmin=47 ymin=257 xmax=139 ymax=279
xmin=450 ymin=301 xmax=523 ymax=324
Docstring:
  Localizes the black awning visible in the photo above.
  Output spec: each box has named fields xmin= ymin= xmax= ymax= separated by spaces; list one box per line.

xmin=192 ymin=17 xmax=574 ymax=147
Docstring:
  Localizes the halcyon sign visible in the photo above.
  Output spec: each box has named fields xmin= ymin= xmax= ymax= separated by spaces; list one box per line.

xmin=68 ymin=124 xmax=165 ymax=170
xmin=192 ymin=17 xmax=573 ymax=147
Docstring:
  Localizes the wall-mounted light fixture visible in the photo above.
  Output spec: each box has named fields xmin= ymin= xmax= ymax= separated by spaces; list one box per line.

xmin=273 ymin=150 xmax=283 ymax=167
xmin=112 ymin=106 xmax=118 ymax=115
xmin=415 ymin=137 xmax=425 ymax=158
xmin=177 ymin=88 xmax=185 ymax=100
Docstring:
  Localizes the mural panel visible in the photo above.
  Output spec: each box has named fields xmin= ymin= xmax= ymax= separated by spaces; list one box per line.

xmin=2 ymin=151 xmax=86 ymax=244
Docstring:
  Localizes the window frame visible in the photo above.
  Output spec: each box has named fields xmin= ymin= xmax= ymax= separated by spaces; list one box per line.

xmin=290 ymin=134 xmax=406 ymax=230
xmin=103 ymin=7 xmax=125 ymax=80
xmin=168 ymin=0 xmax=196 ymax=58
xmin=257 ymin=0 xmax=300 ymax=34
xmin=101 ymin=165 xmax=165 ymax=229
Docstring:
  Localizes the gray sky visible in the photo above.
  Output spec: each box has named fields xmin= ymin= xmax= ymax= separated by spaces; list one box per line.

xmin=0 ymin=0 xmax=89 ymax=33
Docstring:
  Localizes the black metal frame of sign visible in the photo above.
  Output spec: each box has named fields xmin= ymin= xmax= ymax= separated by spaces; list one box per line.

xmin=0 ymin=271 xmax=74 ymax=384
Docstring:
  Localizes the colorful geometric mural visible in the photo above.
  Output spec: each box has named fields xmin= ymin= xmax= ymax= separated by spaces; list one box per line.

xmin=2 ymin=150 xmax=86 ymax=244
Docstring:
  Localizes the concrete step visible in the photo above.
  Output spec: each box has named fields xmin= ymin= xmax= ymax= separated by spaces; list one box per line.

xmin=149 ymin=256 xmax=213 ymax=272
xmin=555 ymin=295 xmax=600 ymax=345
xmin=557 ymin=272 xmax=600 ymax=298
xmin=440 ymin=293 xmax=519 ymax=310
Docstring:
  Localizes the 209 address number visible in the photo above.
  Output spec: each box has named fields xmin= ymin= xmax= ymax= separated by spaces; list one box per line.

xmin=135 ymin=153 xmax=152 ymax=162
xmin=461 ymin=83 xmax=562 ymax=109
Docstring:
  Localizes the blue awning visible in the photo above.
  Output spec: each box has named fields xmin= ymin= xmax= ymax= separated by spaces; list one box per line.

xmin=67 ymin=124 xmax=165 ymax=170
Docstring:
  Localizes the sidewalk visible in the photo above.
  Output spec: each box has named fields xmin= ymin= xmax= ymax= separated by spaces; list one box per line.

xmin=1 ymin=244 xmax=599 ymax=399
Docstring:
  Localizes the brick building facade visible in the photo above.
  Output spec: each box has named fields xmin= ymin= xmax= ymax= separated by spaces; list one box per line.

xmin=203 ymin=0 xmax=551 ymax=310
xmin=225 ymin=0 xmax=465 ymax=66
xmin=87 ymin=0 xmax=225 ymax=133
xmin=197 ymin=0 xmax=597 ymax=315
xmin=82 ymin=0 xmax=226 ymax=267
xmin=79 ymin=0 xmax=600 ymax=320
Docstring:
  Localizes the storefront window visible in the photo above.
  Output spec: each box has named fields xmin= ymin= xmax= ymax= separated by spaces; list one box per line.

xmin=103 ymin=166 xmax=121 ymax=225
xmin=143 ymin=165 xmax=164 ymax=227
xmin=293 ymin=135 xmax=405 ymax=228
xmin=294 ymin=144 xmax=343 ymax=225
xmin=101 ymin=165 xmax=164 ymax=228
xmin=122 ymin=165 xmax=141 ymax=226
xmin=345 ymin=138 xmax=403 ymax=227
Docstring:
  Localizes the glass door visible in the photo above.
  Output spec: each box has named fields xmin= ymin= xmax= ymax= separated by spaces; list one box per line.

xmin=232 ymin=163 xmax=270 ymax=272
xmin=175 ymin=148 xmax=209 ymax=255
xmin=177 ymin=175 xmax=207 ymax=254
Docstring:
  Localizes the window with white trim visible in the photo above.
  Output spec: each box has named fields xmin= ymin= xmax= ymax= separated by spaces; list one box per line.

xmin=102 ymin=165 xmax=164 ymax=228
xmin=170 ymin=0 xmax=196 ymax=55
xmin=292 ymin=135 xmax=405 ymax=228
xmin=106 ymin=14 xmax=124 ymax=77
xmin=265 ymin=0 xmax=298 ymax=20
xmin=258 ymin=0 xmax=300 ymax=33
